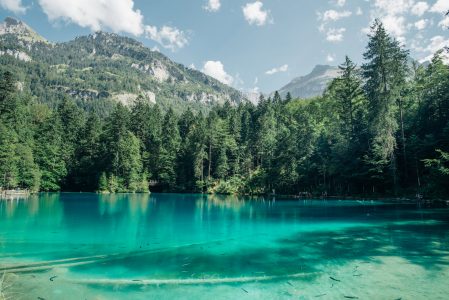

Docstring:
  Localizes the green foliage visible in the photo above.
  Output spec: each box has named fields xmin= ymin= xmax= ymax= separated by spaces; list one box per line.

xmin=424 ymin=150 xmax=449 ymax=176
xmin=98 ymin=172 xmax=108 ymax=193
xmin=137 ymin=172 xmax=150 ymax=193
xmin=107 ymin=174 xmax=119 ymax=193
xmin=243 ymin=168 xmax=268 ymax=195
xmin=0 ymin=124 xmax=19 ymax=189
xmin=34 ymin=112 xmax=67 ymax=191
xmin=207 ymin=176 xmax=245 ymax=195
xmin=157 ymin=108 xmax=181 ymax=190
xmin=16 ymin=144 xmax=41 ymax=191
xmin=0 ymin=30 xmax=244 ymax=115
xmin=0 ymin=20 xmax=448 ymax=198
xmin=362 ymin=20 xmax=409 ymax=188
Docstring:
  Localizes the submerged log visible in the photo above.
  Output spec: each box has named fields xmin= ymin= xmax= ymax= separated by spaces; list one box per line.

xmin=329 ymin=276 xmax=341 ymax=282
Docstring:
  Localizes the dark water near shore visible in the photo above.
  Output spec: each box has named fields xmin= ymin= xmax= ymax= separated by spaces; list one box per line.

xmin=1 ymin=193 xmax=449 ymax=299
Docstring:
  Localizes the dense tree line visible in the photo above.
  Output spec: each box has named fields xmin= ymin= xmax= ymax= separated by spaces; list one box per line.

xmin=0 ymin=21 xmax=448 ymax=197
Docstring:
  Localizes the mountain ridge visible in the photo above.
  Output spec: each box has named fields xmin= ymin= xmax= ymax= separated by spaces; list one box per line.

xmin=0 ymin=16 xmax=47 ymax=43
xmin=275 ymin=64 xmax=340 ymax=99
xmin=0 ymin=17 xmax=246 ymax=112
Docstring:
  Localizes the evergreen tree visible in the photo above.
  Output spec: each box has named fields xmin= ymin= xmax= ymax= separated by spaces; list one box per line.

xmin=16 ymin=144 xmax=41 ymax=191
xmin=157 ymin=108 xmax=181 ymax=190
xmin=333 ymin=56 xmax=365 ymax=142
xmin=76 ymin=114 xmax=102 ymax=191
xmin=0 ymin=20 xmax=448 ymax=198
xmin=273 ymin=91 xmax=282 ymax=103
xmin=57 ymin=97 xmax=86 ymax=189
xmin=0 ymin=124 xmax=18 ymax=189
xmin=0 ymin=71 xmax=18 ymax=123
xmin=34 ymin=111 xmax=67 ymax=191
xmin=98 ymin=172 xmax=108 ymax=193
xmin=362 ymin=20 xmax=409 ymax=192
xmin=116 ymin=131 xmax=143 ymax=192
xmin=146 ymin=104 xmax=163 ymax=180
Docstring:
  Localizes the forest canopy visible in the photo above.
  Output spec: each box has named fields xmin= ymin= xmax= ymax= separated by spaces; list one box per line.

xmin=0 ymin=21 xmax=448 ymax=197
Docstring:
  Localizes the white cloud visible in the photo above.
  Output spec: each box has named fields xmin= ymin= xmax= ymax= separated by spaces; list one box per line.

xmin=320 ymin=10 xmax=352 ymax=22
xmin=38 ymin=0 xmax=189 ymax=51
xmin=382 ymin=15 xmax=407 ymax=37
xmin=430 ymin=0 xmax=449 ymax=13
xmin=336 ymin=0 xmax=346 ymax=7
xmin=317 ymin=7 xmax=352 ymax=43
xmin=0 ymin=0 xmax=27 ymax=14
xmin=411 ymin=2 xmax=429 ymax=16
xmin=439 ymin=15 xmax=449 ymax=28
xmin=416 ymin=35 xmax=449 ymax=63
xmin=326 ymin=54 xmax=336 ymax=62
xmin=265 ymin=64 xmax=288 ymax=75
xmin=202 ymin=61 xmax=234 ymax=85
xmin=317 ymin=8 xmax=351 ymax=43
xmin=326 ymin=27 xmax=346 ymax=42
xmin=370 ymin=0 xmax=416 ymax=41
xmin=233 ymin=73 xmax=245 ymax=88
xmin=242 ymin=1 xmax=271 ymax=26
xmin=414 ymin=19 xmax=428 ymax=30
xmin=356 ymin=7 xmax=363 ymax=16
xmin=373 ymin=0 xmax=414 ymax=16
xmin=361 ymin=26 xmax=371 ymax=35
xmin=204 ymin=0 xmax=221 ymax=12
xmin=251 ymin=86 xmax=260 ymax=93
xmin=145 ymin=25 xmax=188 ymax=51
xmin=189 ymin=63 xmax=196 ymax=70
xmin=38 ymin=0 xmax=144 ymax=36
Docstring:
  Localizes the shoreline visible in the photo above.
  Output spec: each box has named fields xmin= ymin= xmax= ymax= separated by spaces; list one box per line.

xmin=2 ymin=191 xmax=448 ymax=206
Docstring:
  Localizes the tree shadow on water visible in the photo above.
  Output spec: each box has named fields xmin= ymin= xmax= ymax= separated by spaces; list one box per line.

xmin=69 ymin=219 xmax=449 ymax=284
xmin=278 ymin=220 xmax=449 ymax=270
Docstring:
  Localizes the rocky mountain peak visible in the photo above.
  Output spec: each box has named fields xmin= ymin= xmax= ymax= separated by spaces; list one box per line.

xmin=0 ymin=17 xmax=47 ymax=43
xmin=276 ymin=65 xmax=340 ymax=99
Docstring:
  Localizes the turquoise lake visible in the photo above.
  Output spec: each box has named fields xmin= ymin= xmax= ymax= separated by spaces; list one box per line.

xmin=1 ymin=193 xmax=449 ymax=299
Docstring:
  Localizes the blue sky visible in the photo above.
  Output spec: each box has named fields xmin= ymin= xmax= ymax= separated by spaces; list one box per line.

xmin=1 ymin=0 xmax=448 ymax=93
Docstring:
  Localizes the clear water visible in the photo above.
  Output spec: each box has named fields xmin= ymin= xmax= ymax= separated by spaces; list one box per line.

xmin=1 ymin=193 xmax=449 ymax=299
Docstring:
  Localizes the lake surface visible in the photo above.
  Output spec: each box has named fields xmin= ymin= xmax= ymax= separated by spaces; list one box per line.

xmin=1 ymin=193 xmax=449 ymax=299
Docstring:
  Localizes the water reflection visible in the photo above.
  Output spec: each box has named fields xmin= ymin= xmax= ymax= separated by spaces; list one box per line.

xmin=1 ymin=194 xmax=449 ymax=263
xmin=0 ymin=193 xmax=63 ymax=219
xmin=97 ymin=193 xmax=154 ymax=217
xmin=1 ymin=193 xmax=297 ymax=222
xmin=98 ymin=194 xmax=155 ymax=217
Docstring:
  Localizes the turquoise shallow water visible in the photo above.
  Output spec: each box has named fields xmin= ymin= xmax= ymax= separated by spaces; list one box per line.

xmin=1 ymin=193 xmax=449 ymax=299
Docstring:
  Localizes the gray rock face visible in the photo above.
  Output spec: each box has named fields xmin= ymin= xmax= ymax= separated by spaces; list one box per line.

xmin=277 ymin=65 xmax=340 ymax=99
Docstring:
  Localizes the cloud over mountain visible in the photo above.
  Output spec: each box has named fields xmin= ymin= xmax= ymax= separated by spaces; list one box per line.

xmin=202 ymin=61 xmax=234 ymax=85
xmin=37 ymin=0 xmax=188 ymax=51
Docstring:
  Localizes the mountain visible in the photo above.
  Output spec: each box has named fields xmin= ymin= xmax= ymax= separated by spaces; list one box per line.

xmin=276 ymin=65 xmax=340 ymax=99
xmin=0 ymin=17 xmax=246 ymax=113
xmin=0 ymin=17 xmax=47 ymax=43
xmin=242 ymin=90 xmax=262 ymax=105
